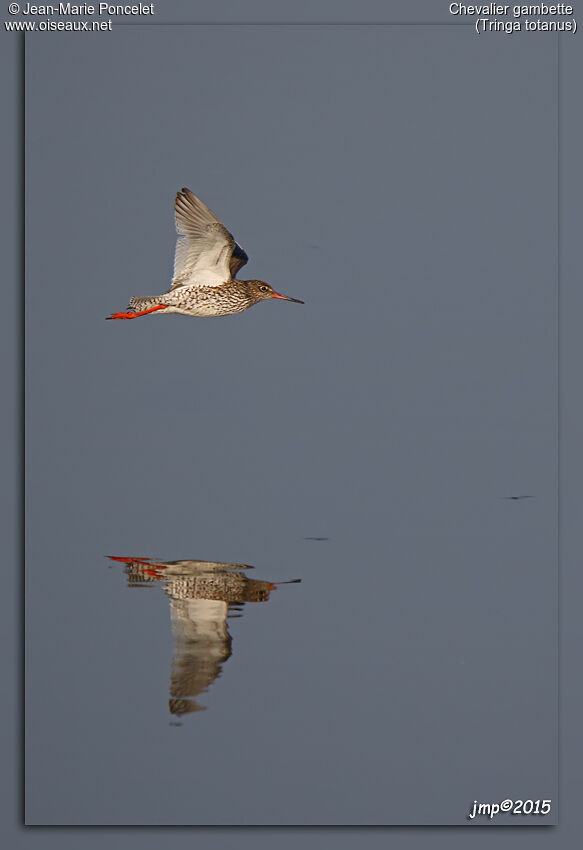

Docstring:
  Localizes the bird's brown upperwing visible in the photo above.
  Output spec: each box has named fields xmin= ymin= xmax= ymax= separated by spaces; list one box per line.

xmin=229 ymin=242 xmax=249 ymax=278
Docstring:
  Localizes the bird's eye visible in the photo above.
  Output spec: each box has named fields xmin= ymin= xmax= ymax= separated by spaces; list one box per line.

xmin=260 ymin=285 xmax=269 ymax=292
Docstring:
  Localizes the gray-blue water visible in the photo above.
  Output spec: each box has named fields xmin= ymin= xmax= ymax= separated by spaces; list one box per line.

xmin=25 ymin=24 xmax=557 ymax=824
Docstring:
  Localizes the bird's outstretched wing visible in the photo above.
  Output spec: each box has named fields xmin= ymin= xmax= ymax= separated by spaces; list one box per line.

xmin=170 ymin=189 xmax=248 ymax=290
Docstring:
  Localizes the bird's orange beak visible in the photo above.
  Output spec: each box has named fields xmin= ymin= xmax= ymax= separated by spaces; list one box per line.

xmin=270 ymin=290 xmax=304 ymax=304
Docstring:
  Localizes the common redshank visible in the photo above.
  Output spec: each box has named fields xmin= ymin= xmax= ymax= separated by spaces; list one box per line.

xmin=106 ymin=188 xmax=303 ymax=320
xmin=108 ymin=556 xmax=300 ymax=717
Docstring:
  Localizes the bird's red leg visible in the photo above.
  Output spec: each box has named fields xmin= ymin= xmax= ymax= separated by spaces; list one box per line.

xmin=106 ymin=304 xmax=168 ymax=320
xmin=107 ymin=556 xmax=153 ymax=565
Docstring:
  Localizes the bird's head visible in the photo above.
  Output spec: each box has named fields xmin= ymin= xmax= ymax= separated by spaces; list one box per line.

xmin=246 ymin=280 xmax=304 ymax=305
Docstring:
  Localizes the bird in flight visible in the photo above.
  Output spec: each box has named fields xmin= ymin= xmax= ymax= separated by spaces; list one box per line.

xmin=107 ymin=555 xmax=301 ymax=718
xmin=107 ymin=188 xmax=304 ymax=320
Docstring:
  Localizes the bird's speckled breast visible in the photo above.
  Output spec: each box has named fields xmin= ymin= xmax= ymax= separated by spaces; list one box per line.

xmin=164 ymin=283 xmax=253 ymax=317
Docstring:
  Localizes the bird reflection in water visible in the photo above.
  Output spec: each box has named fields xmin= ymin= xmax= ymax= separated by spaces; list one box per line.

xmin=108 ymin=556 xmax=300 ymax=722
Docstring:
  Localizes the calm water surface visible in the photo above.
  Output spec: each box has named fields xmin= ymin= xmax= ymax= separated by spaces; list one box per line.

xmin=25 ymin=26 xmax=557 ymax=825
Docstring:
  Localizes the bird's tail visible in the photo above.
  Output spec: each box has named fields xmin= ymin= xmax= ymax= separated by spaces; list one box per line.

xmin=106 ymin=295 xmax=169 ymax=320
xmin=127 ymin=295 xmax=163 ymax=311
